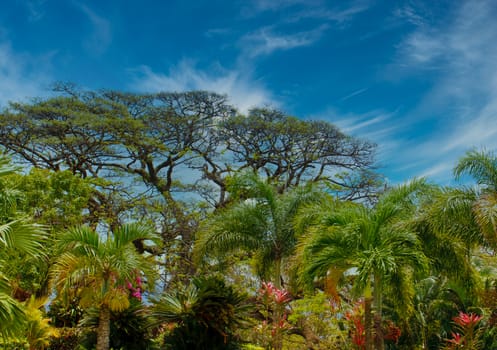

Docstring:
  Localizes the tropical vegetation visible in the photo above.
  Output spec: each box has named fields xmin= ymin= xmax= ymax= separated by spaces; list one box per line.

xmin=0 ymin=87 xmax=496 ymax=349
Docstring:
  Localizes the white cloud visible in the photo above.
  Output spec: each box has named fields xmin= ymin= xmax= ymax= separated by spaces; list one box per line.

xmin=304 ymin=2 xmax=371 ymax=23
xmin=130 ymin=60 xmax=276 ymax=113
xmin=75 ymin=2 xmax=112 ymax=55
xmin=239 ymin=0 xmax=370 ymax=52
xmin=394 ymin=4 xmax=427 ymax=27
xmin=247 ymin=0 xmax=370 ymax=23
xmin=240 ymin=24 xmax=328 ymax=57
xmin=339 ymin=88 xmax=368 ymax=102
xmin=0 ymin=43 xmax=51 ymax=108
xmin=390 ymin=0 xmax=497 ymax=182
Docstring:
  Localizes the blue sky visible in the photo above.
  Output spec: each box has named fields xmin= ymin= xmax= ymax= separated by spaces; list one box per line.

xmin=1 ymin=0 xmax=496 ymax=185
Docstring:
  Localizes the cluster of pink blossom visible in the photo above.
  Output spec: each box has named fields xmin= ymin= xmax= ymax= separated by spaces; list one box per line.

xmin=126 ymin=275 xmax=143 ymax=301
xmin=259 ymin=281 xmax=291 ymax=305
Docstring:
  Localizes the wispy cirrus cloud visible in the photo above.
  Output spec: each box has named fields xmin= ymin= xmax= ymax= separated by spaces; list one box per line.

xmin=293 ymin=1 xmax=371 ymax=24
xmin=74 ymin=2 xmax=112 ymax=55
xmin=131 ymin=0 xmax=371 ymax=127
xmin=240 ymin=24 xmax=328 ymax=57
xmin=130 ymin=60 xmax=276 ymax=114
xmin=315 ymin=107 xmax=401 ymax=166
xmin=339 ymin=88 xmax=369 ymax=102
xmin=245 ymin=0 xmax=370 ymax=22
xmin=25 ymin=0 xmax=48 ymax=22
xmin=392 ymin=0 xmax=497 ymax=182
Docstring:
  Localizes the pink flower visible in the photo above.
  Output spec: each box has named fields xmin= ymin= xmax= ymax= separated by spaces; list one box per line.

xmin=273 ymin=289 xmax=291 ymax=304
xmin=453 ymin=312 xmax=483 ymax=327
xmin=132 ymin=288 xmax=142 ymax=300
xmin=259 ymin=281 xmax=291 ymax=304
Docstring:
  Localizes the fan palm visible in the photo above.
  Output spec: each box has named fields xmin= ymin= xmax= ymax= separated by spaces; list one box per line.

xmin=50 ymin=223 xmax=159 ymax=350
xmin=195 ymin=172 xmax=324 ymax=289
xmin=300 ymin=179 xmax=429 ymax=350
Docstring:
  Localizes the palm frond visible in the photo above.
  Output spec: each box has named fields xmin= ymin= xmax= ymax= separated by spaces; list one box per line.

xmin=454 ymin=148 xmax=497 ymax=188
xmin=0 ymin=273 xmax=26 ymax=341
xmin=113 ymin=222 xmax=160 ymax=248
xmin=0 ymin=219 xmax=46 ymax=256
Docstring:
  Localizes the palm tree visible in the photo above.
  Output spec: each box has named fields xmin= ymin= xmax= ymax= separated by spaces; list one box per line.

xmin=50 ymin=223 xmax=159 ymax=350
xmin=454 ymin=148 xmax=497 ymax=250
xmin=300 ymin=180 xmax=429 ymax=350
xmin=195 ymin=172 xmax=324 ymax=289
xmin=411 ymin=186 xmax=480 ymax=295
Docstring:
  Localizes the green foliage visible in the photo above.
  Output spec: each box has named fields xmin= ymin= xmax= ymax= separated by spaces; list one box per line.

xmin=0 ymin=157 xmax=48 ymax=342
xmin=288 ymin=292 xmax=349 ymax=349
xmin=12 ymin=169 xmax=95 ymax=229
xmin=77 ymin=301 xmax=158 ymax=350
xmin=454 ymin=149 xmax=497 ymax=250
xmin=152 ymin=276 xmax=252 ymax=350
xmin=51 ymin=223 xmax=159 ymax=350
xmin=21 ymin=296 xmax=60 ymax=350
xmin=299 ymin=179 xmax=431 ymax=350
xmin=196 ymin=172 xmax=325 ymax=287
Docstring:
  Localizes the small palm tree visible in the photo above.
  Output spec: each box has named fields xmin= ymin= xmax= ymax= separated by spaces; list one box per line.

xmin=50 ymin=223 xmax=159 ymax=350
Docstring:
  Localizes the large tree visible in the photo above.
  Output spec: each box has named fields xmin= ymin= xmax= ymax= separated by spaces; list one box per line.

xmin=0 ymin=86 xmax=380 ymax=289
xmin=50 ymin=224 xmax=159 ymax=350
xmin=0 ymin=86 xmax=378 ymax=208
xmin=209 ymin=107 xmax=379 ymax=202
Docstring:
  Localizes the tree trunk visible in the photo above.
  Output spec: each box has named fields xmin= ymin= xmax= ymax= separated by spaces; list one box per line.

xmin=373 ymin=274 xmax=384 ymax=350
xmin=96 ymin=306 xmax=111 ymax=350
xmin=364 ymin=282 xmax=373 ymax=350
xmin=274 ymin=257 xmax=282 ymax=289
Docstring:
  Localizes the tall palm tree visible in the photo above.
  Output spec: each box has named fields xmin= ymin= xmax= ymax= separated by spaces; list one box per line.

xmin=195 ymin=172 xmax=324 ymax=289
xmin=410 ymin=185 xmax=480 ymax=295
xmin=300 ymin=179 xmax=429 ymax=350
xmin=50 ymin=223 xmax=159 ymax=350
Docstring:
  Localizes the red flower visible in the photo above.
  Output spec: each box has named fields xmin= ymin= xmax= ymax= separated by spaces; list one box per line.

xmin=446 ymin=332 xmax=463 ymax=345
xmin=259 ymin=281 xmax=291 ymax=305
xmin=384 ymin=321 xmax=401 ymax=343
xmin=453 ymin=312 xmax=483 ymax=327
